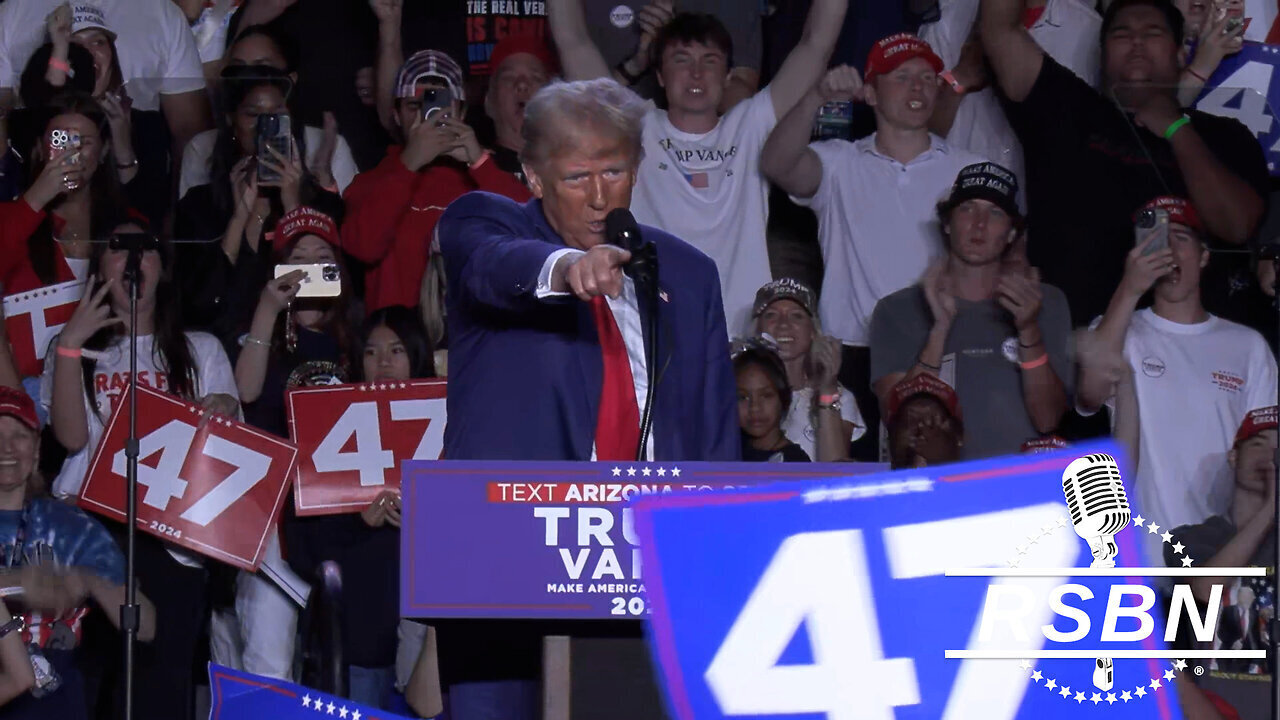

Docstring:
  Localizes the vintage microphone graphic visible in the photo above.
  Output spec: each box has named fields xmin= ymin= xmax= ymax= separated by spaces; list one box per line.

xmin=1061 ymin=453 xmax=1131 ymax=691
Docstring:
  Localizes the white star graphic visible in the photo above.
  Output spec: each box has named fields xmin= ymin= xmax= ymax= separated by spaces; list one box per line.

xmin=338 ymin=708 xmax=349 ymax=719
xmin=627 ymin=467 xmax=637 ymax=477
xmin=1181 ymin=555 xmax=1194 ymax=567
xmin=1040 ymin=523 xmax=1055 ymax=535
xmin=1059 ymin=685 xmax=1070 ymax=698
xmin=1134 ymin=514 xmax=1146 ymax=527
xmin=327 ymin=701 xmax=336 ymax=714
xmin=611 ymin=467 xmax=621 ymax=476
xmin=1150 ymin=679 xmax=1162 ymax=690
xmin=1135 ymin=686 xmax=1147 ymax=698
xmin=1106 ymin=693 xmax=1117 ymax=705
xmin=1161 ymin=531 xmax=1173 ymax=543
xmin=351 ymin=711 xmax=362 ymax=720
xmin=1031 ymin=670 xmax=1043 ymax=683
xmin=313 ymin=701 xmax=323 ymax=713
xmin=302 ymin=695 xmax=312 ymax=708
xmin=1173 ymin=541 xmax=1185 ymax=554
xmin=670 ymin=467 xmax=681 ymax=477
xmin=1075 ymin=691 xmax=1086 ymax=703
xmin=1045 ymin=678 xmax=1057 ymax=690
xmin=1019 ymin=659 xmax=1032 ymax=670
xmin=1163 ymin=670 xmax=1176 ymax=681
xmin=1173 ymin=659 xmax=1188 ymax=671
xmin=642 ymin=467 xmax=652 ymax=476
xmin=656 ymin=467 xmax=666 ymax=476
xmin=1017 ymin=543 xmax=1029 ymax=555
xmin=1147 ymin=522 xmax=1161 ymax=535
xmin=1121 ymin=691 xmax=1132 ymax=702
xmin=1056 ymin=516 xmax=1069 ymax=527
xmin=1091 ymin=693 xmax=1102 ymax=705
xmin=1007 ymin=557 xmax=1021 ymax=567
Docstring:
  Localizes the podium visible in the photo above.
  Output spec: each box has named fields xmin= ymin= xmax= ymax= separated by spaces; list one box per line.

xmin=400 ymin=460 xmax=881 ymax=717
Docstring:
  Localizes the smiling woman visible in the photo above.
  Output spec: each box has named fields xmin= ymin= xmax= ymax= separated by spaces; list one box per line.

xmin=0 ymin=386 xmax=156 ymax=720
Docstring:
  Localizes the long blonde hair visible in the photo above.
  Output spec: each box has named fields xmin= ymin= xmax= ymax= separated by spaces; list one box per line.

xmin=419 ymin=249 xmax=447 ymax=350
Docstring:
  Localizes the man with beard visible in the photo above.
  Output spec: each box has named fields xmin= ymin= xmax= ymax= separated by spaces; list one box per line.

xmin=980 ymin=0 xmax=1267 ymax=325
xmin=1079 ymin=196 xmax=1277 ymax=566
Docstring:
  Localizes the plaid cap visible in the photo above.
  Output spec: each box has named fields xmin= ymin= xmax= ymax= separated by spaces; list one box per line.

xmin=0 ymin=387 xmax=39 ymax=431
xmin=71 ymin=3 xmax=115 ymax=39
xmin=752 ymin=278 xmax=816 ymax=318
xmin=1136 ymin=196 xmax=1202 ymax=233
xmin=1236 ymin=406 xmax=1278 ymax=444
xmin=886 ymin=374 xmax=960 ymax=423
xmin=395 ymin=49 xmax=464 ymax=100
xmin=940 ymin=162 xmax=1022 ymax=220
xmin=274 ymin=206 xmax=339 ymax=253
xmin=865 ymin=33 xmax=943 ymax=84
xmin=489 ymin=34 xmax=557 ymax=76
xmin=1021 ymin=436 xmax=1070 ymax=454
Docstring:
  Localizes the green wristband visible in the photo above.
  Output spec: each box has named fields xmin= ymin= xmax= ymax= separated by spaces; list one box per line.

xmin=1163 ymin=114 xmax=1191 ymax=140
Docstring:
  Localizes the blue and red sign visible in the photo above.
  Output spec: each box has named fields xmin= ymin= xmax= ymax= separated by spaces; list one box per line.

xmin=400 ymin=461 xmax=884 ymax=619
xmin=209 ymin=664 xmax=415 ymax=720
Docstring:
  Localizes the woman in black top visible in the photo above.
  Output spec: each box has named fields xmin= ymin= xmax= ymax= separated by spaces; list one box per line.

xmin=175 ymin=66 xmax=343 ymax=352
xmin=734 ymin=341 xmax=810 ymax=463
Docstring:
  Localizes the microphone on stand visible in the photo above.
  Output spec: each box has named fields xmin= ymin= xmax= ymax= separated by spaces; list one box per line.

xmin=1061 ymin=453 xmax=1131 ymax=692
xmin=603 ymin=208 xmax=658 ymax=462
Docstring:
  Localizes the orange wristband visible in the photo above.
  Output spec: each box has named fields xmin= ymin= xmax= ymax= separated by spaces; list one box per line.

xmin=1019 ymin=353 xmax=1049 ymax=370
xmin=55 ymin=345 xmax=82 ymax=359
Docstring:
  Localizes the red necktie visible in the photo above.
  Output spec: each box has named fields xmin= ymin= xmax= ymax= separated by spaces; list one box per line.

xmin=590 ymin=296 xmax=640 ymax=460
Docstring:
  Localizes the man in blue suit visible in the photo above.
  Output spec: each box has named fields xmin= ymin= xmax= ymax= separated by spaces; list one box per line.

xmin=439 ymin=76 xmax=739 ymax=464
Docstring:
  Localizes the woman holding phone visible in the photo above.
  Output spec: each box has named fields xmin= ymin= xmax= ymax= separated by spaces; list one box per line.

xmin=0 ymin=93 xmax=128 ymax=377
xmin=41 ymin=218 xmax=238 ymax=720
xmin=175 ymin=66 xmax=342 ymax=353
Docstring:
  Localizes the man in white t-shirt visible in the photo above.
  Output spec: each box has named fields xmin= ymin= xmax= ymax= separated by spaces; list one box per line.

xmin=761 ymin=33 xmax=987 ymax=460
xmin=549 ymin=0 xmax=848 ymax=334
xmin=920 ymin=0 xmax=1101 ymax=199
xmin=0 ymin=0 xmax=211 ymax=177
xmin=1079 ymin=196 xmax=1278 ymax=565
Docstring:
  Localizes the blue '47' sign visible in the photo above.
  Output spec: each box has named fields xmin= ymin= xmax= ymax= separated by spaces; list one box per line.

xmin=1197 ymin=42 xmax=1280 ymax=174
xmin=630 ymin=442 xmax=1193 ymax=720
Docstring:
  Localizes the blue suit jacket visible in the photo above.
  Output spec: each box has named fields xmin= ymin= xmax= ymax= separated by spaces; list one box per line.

xmin=439 ymin=193 xmax=740 ymax=462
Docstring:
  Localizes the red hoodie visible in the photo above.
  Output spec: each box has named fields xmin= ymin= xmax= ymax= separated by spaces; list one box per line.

xmin=340 ymin=147 xmax=531 ymax=311
xmin=0 ymin=198 xmax=77 ymax=296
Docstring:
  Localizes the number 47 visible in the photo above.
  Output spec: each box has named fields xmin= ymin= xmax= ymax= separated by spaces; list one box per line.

xmin=312 ymin=399 xmax=445 ymax=486
xmin=703 ymin=504 xmax=1074 ymax=720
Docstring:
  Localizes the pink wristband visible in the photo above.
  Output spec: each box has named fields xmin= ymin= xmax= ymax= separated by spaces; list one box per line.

xmin=1019 ymin=353 xmax=1049 ymax=370
xmin=55 ymin=345 xmax=81 ymax=359
xmin=818 ymin=393 xmax=840 ymax=405
xmin=47 ymin=57 xmax=72 ymax=76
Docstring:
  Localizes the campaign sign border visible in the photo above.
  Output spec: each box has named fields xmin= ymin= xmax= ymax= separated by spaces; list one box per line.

xmin=80 ymin=384 xmax=298 ymax=570
xmin=287 ymin=379 xmax=448 ymax=516
xmin=401 ymin=461 xmax=886 ymax=620
xmin=631 ymin=441 xmax=1188 ymax=720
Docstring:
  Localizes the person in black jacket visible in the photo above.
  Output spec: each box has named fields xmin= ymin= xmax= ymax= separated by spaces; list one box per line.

xmin=174 ymin=65 xmax=343 ymax=354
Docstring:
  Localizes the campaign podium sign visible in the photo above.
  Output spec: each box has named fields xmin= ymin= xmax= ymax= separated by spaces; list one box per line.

xmin=80 ymin=385 xmax=298 ymax=570
xmin=3 ymin=280 xmax=83 ymax=377
xmin=400 ymin=461 xmax=885 ymax=620
xmin=630 ymin=442 xmax=1214 ymax=720
xmin=287 ymin=380 xmax=447 ymax=516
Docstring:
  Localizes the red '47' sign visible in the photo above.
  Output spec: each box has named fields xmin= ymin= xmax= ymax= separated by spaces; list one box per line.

xmin=287 ymin=380 xmax=447 ymax=516
xmin=79 ymin=385 xmax=298 ymax=570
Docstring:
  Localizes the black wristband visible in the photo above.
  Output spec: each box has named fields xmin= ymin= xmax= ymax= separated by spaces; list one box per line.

xmin=917 ymin=358 xmax=941 ymax=372
xmin=615 ymin=59 xmax=644 ymax=85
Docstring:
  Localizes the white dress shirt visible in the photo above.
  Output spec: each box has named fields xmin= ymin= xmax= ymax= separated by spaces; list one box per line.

xmin=538 ymin=247 xmax=655 ymax=461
